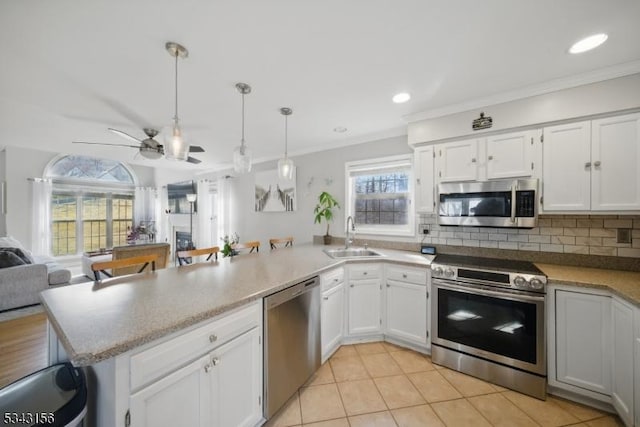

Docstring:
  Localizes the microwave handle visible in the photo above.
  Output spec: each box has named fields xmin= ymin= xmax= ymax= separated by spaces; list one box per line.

xmin=510 ymin=181 xmax=517 ymax=223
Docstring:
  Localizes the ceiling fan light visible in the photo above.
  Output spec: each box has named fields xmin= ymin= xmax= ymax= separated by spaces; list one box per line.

xmin=278 ymin=157 xmax=294 ymax=180
xmin=233 ymin=144 xmax=252 ymax=173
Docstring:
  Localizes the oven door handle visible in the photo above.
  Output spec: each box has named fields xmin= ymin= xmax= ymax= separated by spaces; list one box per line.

xmin=510 ymin=180 xmax=517 ymax=223
xmin=433 ymin=280 xmax=545 ymax=303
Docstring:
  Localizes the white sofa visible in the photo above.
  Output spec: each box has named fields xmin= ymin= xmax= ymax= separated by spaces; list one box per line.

xmin=0 ymin=237 xmax=71 ymax=311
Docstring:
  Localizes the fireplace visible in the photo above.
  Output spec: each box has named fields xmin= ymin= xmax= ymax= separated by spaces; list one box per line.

xmin=175 ymin=231 xmax=194 ymax=252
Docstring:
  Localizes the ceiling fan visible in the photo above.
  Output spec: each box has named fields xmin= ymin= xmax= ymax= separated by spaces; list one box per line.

xmin=72 ymin=41 xmax=204 ymax=164
xmin=73 ymin=128 xmax=204 ymax=164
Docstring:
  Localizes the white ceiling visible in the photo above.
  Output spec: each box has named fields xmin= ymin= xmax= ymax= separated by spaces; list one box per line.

xmin=1 ymin=0 xmax=639 ymax=171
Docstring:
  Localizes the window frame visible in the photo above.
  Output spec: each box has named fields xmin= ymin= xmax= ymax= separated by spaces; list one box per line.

xmin=345 ymin=154 xmax=415 ymax=237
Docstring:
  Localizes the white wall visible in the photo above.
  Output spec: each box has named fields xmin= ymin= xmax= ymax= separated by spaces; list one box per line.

xmin=200 ymin=135 xmax=413 ymax=247
xmin=408 ymin=73 xmax=640 ymax=145
xmin=0 ymin=149 xmax=6 ymax=236
xmin=2 ymin=146 xmax=158 ymax=250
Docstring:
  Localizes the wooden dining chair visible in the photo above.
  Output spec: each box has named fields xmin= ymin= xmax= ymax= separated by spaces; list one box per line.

xmin=269 ymin=237 xmax=293 ymax=249
xmin=91 ymin=254 xmax=158 ymax=281
xmin=177 ymin=246 xmax=220 ymax=265
xmin=233 ymin=241 xmax=260 ymax=253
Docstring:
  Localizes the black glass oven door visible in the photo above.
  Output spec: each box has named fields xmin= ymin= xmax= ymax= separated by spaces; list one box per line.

xmin=435 ymin=285 xmax=539 ymax=365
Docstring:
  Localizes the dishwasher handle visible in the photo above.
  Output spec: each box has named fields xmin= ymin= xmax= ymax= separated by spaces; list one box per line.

xmin=265 ymin=276 xmax=319 ymax=310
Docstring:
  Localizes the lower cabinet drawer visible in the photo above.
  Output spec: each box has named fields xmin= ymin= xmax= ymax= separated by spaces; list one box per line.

xmin=129 ymin=300 xmax=261 ymax=391
xmin=349 ymin=264 xmax=381 ymax=280
xmin=386 ymin=265 xmax=427 ymax=284
xmin=321 ymin=267 xmax=345 ymax=291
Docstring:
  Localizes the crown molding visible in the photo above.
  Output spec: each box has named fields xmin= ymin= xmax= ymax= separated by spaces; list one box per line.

xmin=403 ymin=60 xmax=640 ymax=123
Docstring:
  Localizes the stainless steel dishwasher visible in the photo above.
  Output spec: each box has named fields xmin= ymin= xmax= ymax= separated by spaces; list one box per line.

xmin=264 ymin=276 xmax=320 ymax=419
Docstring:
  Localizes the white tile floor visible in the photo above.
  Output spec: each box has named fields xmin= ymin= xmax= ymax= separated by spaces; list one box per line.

xmin=266 ymin=342 xmax=623 ymax=427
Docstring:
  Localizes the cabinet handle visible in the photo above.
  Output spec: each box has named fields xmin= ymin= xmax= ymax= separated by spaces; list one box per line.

xmin=333 ymin=278 xmax=338 ymax=282
xmin=209 ymin=334 xmax=217 ymax=343
xmin=363 ymin=271 xmax=368 ymax=275
xmin=323 ymin=296 xmax=329 ymax=300
xmin=585 ymin=162 xmax=591 ymax=169
xmin=471 ymin=158 xmax=477 ymax=163
xmin=212 ymin=357 xmax=220 ymax=366
xmin=386 ymin=284 xmax=390 ymax=288
xmin=594 ymin=160 xmax=601 ymax=168
xmin=350 ymin=284 xmax=354 ymax=288
xmin=204 ymin=363 xmax=212 ymax=373
xmin=402 ymin=273 xmax=407 ymax=278
xmin=488 ymin=155 xmax=493 ymax=160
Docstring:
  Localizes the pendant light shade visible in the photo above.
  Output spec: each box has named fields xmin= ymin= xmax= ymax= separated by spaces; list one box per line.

xmin=164 ymin=42 xmax=190 ymax=162
xmin=278 ymin=107 xmax=294 ymax=180
xmin=233 ymin=83 xmax=253 ymax=173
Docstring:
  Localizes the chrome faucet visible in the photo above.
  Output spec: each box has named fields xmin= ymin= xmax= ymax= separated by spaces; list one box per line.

xmin=345 ymin=216 xmax=356 ymax=249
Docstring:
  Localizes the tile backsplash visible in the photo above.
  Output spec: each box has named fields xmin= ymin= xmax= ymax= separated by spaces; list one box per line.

xmin=419 ymin=215 xmax=640 ymax=258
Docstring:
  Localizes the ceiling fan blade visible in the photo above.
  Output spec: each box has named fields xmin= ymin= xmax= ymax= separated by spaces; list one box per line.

xmin=187 ymin=156 xmax=202 ymax=164
xmin=108 ymin=128 xmax=144 ymax=144
xmin=189 ymin=145 xmax=205 ymax=153
xmin=72 ymin=141 xmax=141 ymax=148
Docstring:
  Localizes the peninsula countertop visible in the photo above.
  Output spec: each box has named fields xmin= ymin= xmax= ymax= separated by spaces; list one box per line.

xmin=40 ymin=244 xmax=433 ymax=366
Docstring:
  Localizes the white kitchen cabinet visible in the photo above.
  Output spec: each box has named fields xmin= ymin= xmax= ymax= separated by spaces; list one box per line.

xmin=591 ymin=112 xmax=640 ymax=211
xmin=347 ymin=264 xmax=382 ymax=335
xmin=91 ymin=301 xmax=263 ymax=427
xmin=436 ymin=138 xmax=479 ymax=182
xmin=414 ymin=145 xmax=435 ymax=213
xmin=553 ymin=289 xmax=612 ymax=396
xmin=543 ymin=112 xmax=640 ymax=212
xmin=611 ymin=297 xmax=635 ymax=427
xmin=209 ymin=327 xmax=263 ymax=427
xmin=486 ymin=130 xmax=535 ymax=180
xmin=384 ymin=264 xmax=429 ymax=348
xmin=634 ymin=307 xmax=640 ymax=427
xmin=130 ymin=327 xmax=262 ymax=427
xmin=321 ymin=282 xmax=345 ymax=361
xmin=542 ymin=121 xmax=592 ymax=211
xmin=130 ymin=354 xmax=211 ymax=427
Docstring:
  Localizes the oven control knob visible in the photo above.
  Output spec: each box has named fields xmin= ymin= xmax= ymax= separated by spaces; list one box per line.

xmin=432 ymin=266 xmax=443 ymax=277
xmin=513 ymin=276 xmax=528 ymax=288
xmin=444 ymin=269 xmax=455 ymax=278
xmin=529 ymin=278 xmax=544 ymax=290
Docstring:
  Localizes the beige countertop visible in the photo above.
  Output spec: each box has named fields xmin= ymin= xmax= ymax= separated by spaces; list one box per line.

xmin=537 ymin=263 xmax=640 ymax=306
xmin=40 ymin=244 xmax=433 ymax=366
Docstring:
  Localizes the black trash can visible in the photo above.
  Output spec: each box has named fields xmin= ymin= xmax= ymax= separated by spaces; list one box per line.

xmin=0 ymin=362 xmax=87 ymax=427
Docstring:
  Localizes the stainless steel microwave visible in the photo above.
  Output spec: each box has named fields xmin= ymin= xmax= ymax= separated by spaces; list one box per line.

xmin=438 ymin=179 xmax=538 ymax=228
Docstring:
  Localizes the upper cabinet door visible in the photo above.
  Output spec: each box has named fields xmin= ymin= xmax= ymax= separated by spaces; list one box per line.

xmin=542 ymin=121 xmax=591 ymax=211
xmin=414 ymin=146 xmax=435 ymax=213
xmin=437 ymin=139 xmax=479 ymax=182
xmin=486 ymin=130 xmax=534 ymax=179
xmin=591 ymin=112 xmax=640 ymax=211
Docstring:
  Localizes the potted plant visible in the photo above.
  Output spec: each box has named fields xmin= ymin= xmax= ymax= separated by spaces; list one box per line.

xmin=314 ymin=191 xmax=340 ymax=245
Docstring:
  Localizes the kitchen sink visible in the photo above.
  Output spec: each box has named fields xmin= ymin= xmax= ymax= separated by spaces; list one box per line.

xmin=323 ymin=248 xmax=383 ymax=258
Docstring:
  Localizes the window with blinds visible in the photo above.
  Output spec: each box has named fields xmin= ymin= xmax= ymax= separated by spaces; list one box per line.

xmin=345 ymin=155 xmax=415 ymax=236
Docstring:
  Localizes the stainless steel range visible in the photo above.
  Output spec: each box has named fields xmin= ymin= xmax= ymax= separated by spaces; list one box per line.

xmin=430 ymin=254 xmax=547 ymax=399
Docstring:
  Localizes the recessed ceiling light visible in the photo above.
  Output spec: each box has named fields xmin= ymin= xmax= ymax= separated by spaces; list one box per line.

xmin=569 ymin=33 xmax=608 ymax=54
xmin=392 ymin=92 xmax=411 ymax=104
xmin=333 ymin=126 xmax=347 ymax=133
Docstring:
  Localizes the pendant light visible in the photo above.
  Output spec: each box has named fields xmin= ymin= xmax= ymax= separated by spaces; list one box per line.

xmin=233 ymin=83 xmax=252 ymax=173
xmin=277 ymin=107 xmax=294 ymax=180
xmin=164 ymin=42 xmax=190 ymax=161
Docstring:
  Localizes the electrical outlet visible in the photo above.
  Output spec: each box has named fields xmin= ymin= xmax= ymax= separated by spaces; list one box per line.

xmin=617 ymin=228 xmax=632 ymax=244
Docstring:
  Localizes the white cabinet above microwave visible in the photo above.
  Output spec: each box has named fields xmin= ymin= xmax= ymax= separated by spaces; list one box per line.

xmin=434 ymin=129 xmax=540 ymax=183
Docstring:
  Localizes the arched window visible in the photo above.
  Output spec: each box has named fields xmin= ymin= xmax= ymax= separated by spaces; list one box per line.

xmin=44 ymin=156 xmax=137 ymax=256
